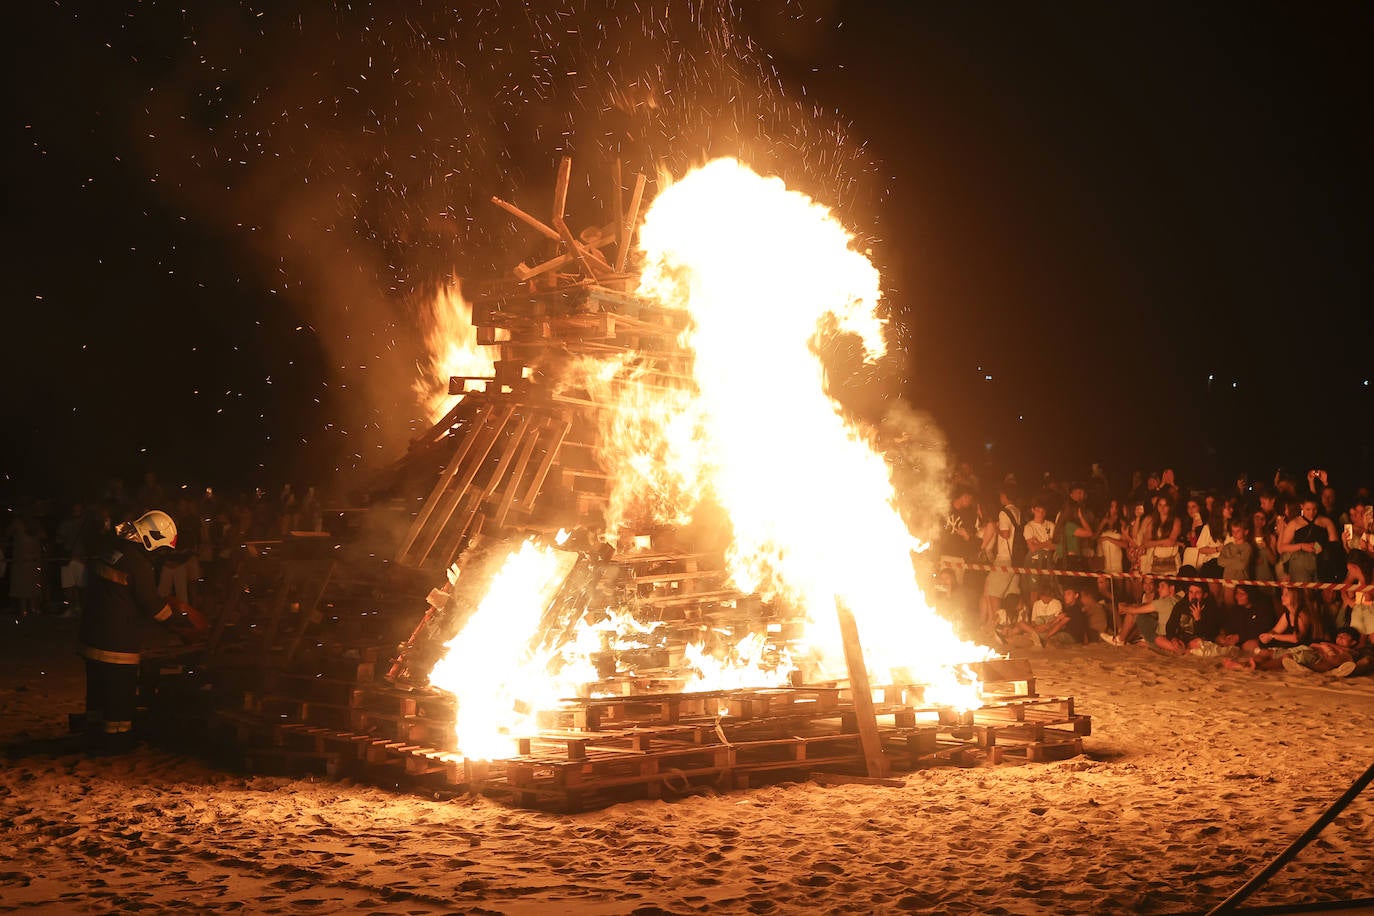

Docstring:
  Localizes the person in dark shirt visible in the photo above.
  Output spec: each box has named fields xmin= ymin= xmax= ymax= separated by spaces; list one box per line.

xmin=1216 ymin=584 xmax=1278 ymax=653
xmin=1156 ymin=583 xmax=1222 ymax=655
xmin=80 ymin=509 xmax=200 ymax=753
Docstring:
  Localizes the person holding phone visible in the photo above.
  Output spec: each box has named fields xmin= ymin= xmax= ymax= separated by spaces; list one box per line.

xmin=1279 ymin=497 xmax=1337 ymax=583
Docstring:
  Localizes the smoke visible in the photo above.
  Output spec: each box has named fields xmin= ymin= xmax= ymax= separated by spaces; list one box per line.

xmin=879 ymin=401 xmax=950 ymax=547
xmin=101 ymin=2 xmax=891 ymax=470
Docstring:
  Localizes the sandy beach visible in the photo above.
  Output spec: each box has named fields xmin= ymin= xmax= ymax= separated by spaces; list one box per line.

xmin=3 ymin=617 xmax=1372 ymax=915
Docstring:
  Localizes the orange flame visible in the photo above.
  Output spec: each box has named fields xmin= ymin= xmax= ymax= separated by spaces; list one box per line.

xmin=413 ymin=279 xmax=497 ymax=424
xmin=428 ymin=539 xmax=578 ymax=760
xmin=427 ymin=159 xmax=992 ymax=759
xmin=626 ymin=158 xmax=991 ymax=698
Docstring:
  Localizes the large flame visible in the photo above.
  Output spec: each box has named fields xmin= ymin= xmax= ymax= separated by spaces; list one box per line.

xmin=414 ymin=279 xmax=497 ymax=424
xmin=628 ymin=158 xmax=990 ymax=695
xmin=426 ymin=159 xmax=990 ymax=758
xmin=428 ymin=539 xmax=577 ymax=760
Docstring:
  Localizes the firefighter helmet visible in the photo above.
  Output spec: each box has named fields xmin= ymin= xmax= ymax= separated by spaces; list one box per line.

xmin=122 ymin=510 xmax=178 ymax=551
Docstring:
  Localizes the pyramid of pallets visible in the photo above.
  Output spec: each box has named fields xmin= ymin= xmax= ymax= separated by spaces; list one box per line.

xmin=181 ymin=158 xmax=1091 ymax=805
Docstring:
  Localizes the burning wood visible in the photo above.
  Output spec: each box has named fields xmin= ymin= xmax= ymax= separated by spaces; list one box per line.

xmin=399 ymin=155 xmax=999 ymax=775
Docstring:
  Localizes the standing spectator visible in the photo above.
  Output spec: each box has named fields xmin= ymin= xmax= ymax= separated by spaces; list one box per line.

xmin=56 ymin=502 xmax=89 ymax=615
xmin=1024 ymin=501 xmax=1056 ymax=597
xmin=1341 ymin=550 xmax=1374 ymax=638
xmin=941 ymin=488 xmax=981 ymax=567
xmin=1251 ymin=508 xmax=1279 ymax=587
xmin=1096 ymin=499 xmax=1128 ymax=576
xmin=7 ymin=517 xmax=44 ymax=620
xmin=1341 ymin=498 xmax=1373 ymax=554
xmin=1124 ymin=500 xmax=1152 ymax=601
xmin=1142 ymin=496 xmax=1183 ymax=576
xmin=1217 ymin=519 xmax=1255 ymax=603
xmin=278 ymin=484 xmax=299 ymax=535
xmin=135 ymin=471 xmax=166 ymax=514
xmin=1054 ymin=483 xmax=1095 ymax=572
xmin=1126 ymin=471 xmax=1150 ymax=508
xmin=301 ymin=486 xmax=323 ymax=533
xmin=980 ymin=485 xmax=1023 ymax=636
xmin=1279 ymin=497 xmax=1337 ymax=583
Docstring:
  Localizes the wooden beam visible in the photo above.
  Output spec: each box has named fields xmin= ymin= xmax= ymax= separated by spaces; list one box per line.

xmin=835 ymin=600 xmax=891 ymax=778
xmin=397 ymin=401 xmax=496 ymax=564
xmin=552 ymin=156 xmax=572 ymax=226
xmin=615 ymin=173 xmax=647 ymax=272
xmin=490 ymin=195 xmax=561 ymax=243
xmin=495 ymin=426 xmax=542 ymax=527
xmin=513 ymin=227 xmax=616 ymax=281
xmin=410 ymin=405 xmax=514 ymax=566
xmin=613 ymin=159 xmax=625 ymax=263
xmin=516 ymin=419 xmax=571 ymax=513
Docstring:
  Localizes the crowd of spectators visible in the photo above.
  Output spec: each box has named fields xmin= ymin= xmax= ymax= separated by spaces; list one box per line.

xmin=933 ymin=463 xmax=1374 ymax=678
xmin=2 ymin=473 xmax=325 ymax=622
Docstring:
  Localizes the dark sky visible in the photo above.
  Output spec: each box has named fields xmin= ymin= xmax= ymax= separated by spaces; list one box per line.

xmin=3 ymin=1 xmax=1371 ymax=507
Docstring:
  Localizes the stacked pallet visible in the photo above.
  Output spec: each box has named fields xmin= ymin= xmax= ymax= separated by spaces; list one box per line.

xmin=213 ymin=658 xmax=1089 ymax=809
xmin=186 ymin=158 xmax=1095 ymax=806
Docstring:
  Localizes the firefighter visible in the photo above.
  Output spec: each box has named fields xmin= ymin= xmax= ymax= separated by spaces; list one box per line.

xmin=80 ymin=509 xmax=198 ymax=753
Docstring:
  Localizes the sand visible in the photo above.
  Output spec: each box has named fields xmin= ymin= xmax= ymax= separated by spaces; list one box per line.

xmin=3 ymin=618 xmax=1373 ymax=915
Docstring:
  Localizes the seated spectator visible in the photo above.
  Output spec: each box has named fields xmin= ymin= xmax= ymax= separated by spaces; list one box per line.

xmin=1011 ymin=585 xmax=1091 ymax=647
xmin=1215 ymin=584 xmax=1277 ymax=654
xmin=1276 ymin=627 xmax=1365 ymax=676
xmin=1104 ymin=578 xmax=1179 ymax=646
xmin=1155 ymin=583 xmax=1222 ymax=655
xmin=989 ymin=592 xmax=1026 ymax=647
xmin=1258 ymin=586 xmax=1320 ymax=648
xmin=1078 ymin=583 xmax=1110 ymax=635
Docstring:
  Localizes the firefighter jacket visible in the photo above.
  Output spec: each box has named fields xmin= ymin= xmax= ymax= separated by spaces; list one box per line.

xmin=80 ymin=533 xmax=173 ymax=665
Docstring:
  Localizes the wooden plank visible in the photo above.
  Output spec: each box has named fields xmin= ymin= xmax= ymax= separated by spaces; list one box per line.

xmin=514 ymin=419 xmax=571 ymax=512
xmin=491 ymin=195 xmax=561 ymax=243
xmin=552 ymin=156 xmax=571 ymax=227
xmin=411 ymin=405 xmax=514 ymax=565
xmin=512 ymin=229 xmax=615 ymax=282
xmin=615 ymin=173 xmax=646 ymax=273
xmin=495 ymin=427 xmax=542 ymax=526
xmin=836 ymin=601 xmax=891 ymax=779
xmin=397 ymin=401 xmax=497 ymax=565
xmin=612 ymin=159 xmax=625 ymax=263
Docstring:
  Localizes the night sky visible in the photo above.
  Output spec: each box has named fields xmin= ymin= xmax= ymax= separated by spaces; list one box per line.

xmin=3 ymin=1 xmax=1371 ymax=508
